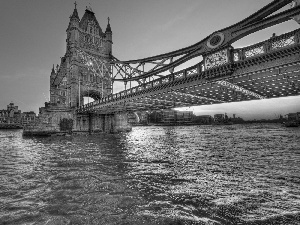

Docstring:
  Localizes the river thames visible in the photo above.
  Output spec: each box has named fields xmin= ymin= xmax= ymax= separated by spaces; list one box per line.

xmin=0 ymin=124 xmax=299 ymax=225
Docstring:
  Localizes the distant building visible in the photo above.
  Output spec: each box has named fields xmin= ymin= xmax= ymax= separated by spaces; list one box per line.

xmin=0 ymin=103 xmax=22 ymax=124
xmin=296 ymin=112 xmax=300 ymax=121
xmin=287 ymin=113 xmax=299 ymax=121
xmin=214 ymin=114 xmax=224 ymax=122
xmin=161 ymin=110 xmax=193 ymax=124
xmin=21 ymin=111 xmax=37 ymax=126
xmin=192 ymin=115 xmax=212 ymax=124
xmin=146 ymin=109 xmax=193 ymax=124
xmin=231 ymin=116 xmax=244 ymax=123
xmin=162 ymin=110 xmax=176 ymax=123
xmin=0 ymin=103 xmax=36 ymax=126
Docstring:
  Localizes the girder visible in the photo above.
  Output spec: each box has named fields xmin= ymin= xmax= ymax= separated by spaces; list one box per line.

xmin=143 ymin=96 xmax=190 ymax=106
xmin=215 ymin=80 xmax=265 ymax=100
xmin=111 ymin=0 xmax=300 ymax=83
xmin=171 ymin=91 xmax=226 ymax=103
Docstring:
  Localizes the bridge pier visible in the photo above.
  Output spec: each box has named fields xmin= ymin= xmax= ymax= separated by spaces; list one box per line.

xmin=74 ymin=112 xmax=132 ymax=134
xmin=23 ymin=103 xmax=132 ymax=136
xmin=23 ymin=104 xmax=75 ymax=136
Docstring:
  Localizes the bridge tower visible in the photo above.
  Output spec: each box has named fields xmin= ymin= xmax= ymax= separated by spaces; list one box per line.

xmin=49 ymin=4 xmax=113 ymax=108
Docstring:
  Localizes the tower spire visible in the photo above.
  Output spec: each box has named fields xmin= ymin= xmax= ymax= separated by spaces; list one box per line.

xmin=105 ymin=17 xmax=112 ymax=33
xmin=70 ymin=2 xmax=79 ymax=20
xmin=51 ymin=64 xmax=55 ymax=74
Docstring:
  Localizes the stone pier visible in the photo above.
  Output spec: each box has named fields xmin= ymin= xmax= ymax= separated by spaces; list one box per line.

xmin=23 ymin=103 xmax=132 ymax=136
xmin=74 ymin=112 xmax=132 ymax=134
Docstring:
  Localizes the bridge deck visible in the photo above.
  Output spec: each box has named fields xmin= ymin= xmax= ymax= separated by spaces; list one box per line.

xmin=77 ymin=29 xmax=300 ymax=114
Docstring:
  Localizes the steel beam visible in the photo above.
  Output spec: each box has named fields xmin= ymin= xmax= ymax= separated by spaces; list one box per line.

xmin=171 ymin=91 xmax=226 ymax=103
xmin=216 ymin=80 xmax=266 ymax=99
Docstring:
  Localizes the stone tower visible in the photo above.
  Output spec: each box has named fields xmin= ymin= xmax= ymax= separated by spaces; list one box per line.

xmin=49 ymin=4 xmax=113 ymax=108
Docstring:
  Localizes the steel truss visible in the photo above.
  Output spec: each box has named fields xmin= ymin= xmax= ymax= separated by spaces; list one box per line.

xmin=76 ymin=48 xmax=110 ymax=80
xmin=111 ymin=0 xmax=300 ymax=84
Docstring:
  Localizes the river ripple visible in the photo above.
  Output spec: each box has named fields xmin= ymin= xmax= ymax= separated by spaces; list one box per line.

xmin=0 ymin=123 xmax=299 ymax=224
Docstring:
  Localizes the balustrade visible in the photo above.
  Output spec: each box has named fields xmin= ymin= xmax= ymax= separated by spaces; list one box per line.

xmin=233 ymin=28 xmax=300 ymax=62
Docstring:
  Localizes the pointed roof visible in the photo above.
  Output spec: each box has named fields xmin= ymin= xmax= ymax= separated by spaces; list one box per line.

xmin=51 ymin=64 xmax=55 ymax=74
xmin=70 ymin=2 xmax=79 ymax=20
xmin=79 ymin=8 xmax=103 ymax=35
xmin=105 ymin=17 xmax=112 ymax=33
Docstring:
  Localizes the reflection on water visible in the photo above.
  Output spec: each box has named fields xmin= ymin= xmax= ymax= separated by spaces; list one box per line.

xmin=0 ymin=124 xmax=299 ymax=224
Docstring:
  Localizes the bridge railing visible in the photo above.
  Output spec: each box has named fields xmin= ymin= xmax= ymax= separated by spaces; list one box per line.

xmin=109 ymin=63 xmax=202 ymax=98
xmin=233 ymin=28 xmax=300 ymax=62
xmin=77 ymin=28 xmax=300 ymax=113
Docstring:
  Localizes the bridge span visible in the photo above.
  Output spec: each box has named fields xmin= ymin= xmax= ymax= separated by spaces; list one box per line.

xmin=78 ymin=29 xmax=300 ymax=114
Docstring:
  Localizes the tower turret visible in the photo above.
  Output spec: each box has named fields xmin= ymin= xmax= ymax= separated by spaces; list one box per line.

xmin=51 ymin=64 xmax=55 ymax=75
xmin=67 ymin=2 xmax=80 ymax=50
xmin=105 ymin=17 xmax=112 ymax=55
xmin=48 ymin=4 xmax=114 ymax=108
xmin=70 ymin=2 xmax=79 ymax=21
xmin=50 ymin=64 xmax=56 ymax=85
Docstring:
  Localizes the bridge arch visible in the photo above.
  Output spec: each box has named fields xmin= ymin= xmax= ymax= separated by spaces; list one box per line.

xmin=79 ymin=87 xmax=102 ymax=106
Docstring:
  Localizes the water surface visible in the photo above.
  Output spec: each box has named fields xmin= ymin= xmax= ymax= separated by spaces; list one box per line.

xmin=0 ymin=124 xmax=300 ymax=224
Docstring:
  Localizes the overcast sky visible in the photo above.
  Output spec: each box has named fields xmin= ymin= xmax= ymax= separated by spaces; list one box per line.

xmin=0 ymin=0 xmax=299 ymax=120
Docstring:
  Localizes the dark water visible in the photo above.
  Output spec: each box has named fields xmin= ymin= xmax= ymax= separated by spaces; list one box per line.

xmin=0 ymin=124 xmax=300 ymax=225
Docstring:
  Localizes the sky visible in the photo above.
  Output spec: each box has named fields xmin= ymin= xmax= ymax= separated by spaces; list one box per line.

xmin=0 ymin=0 xmax=299 ymax=120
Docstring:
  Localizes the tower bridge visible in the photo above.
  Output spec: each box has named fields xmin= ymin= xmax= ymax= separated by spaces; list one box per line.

xmin=24 ymin=0 xmax=300 ymax=135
